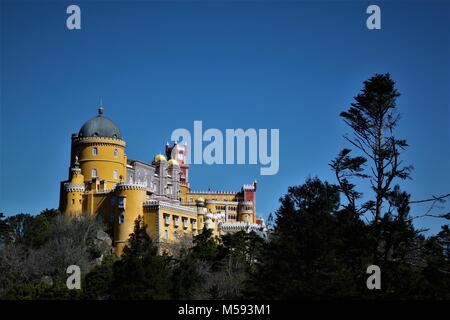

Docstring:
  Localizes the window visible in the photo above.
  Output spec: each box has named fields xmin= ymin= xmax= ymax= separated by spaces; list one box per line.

xmin=173 ymin=216 xmax=179 ymax=227
xmin=92 ymin=168 xmax=97 ymax=178
xmin=119 ymin=214 xmax=125 ymax=225
xmin=113 ymin=170 xmax=118 ymax=180
xmin=118 ymin=197 xmax=126 ymax=209
xmin=92 ymin=147 xmax=98 ymax=156
xmin=165 ymin=230 xmax=169 ymax=240
xmin=164 ymin=214 xmax=170 ymax=226
xmin=114 ymin=148 xmax=118 ymax=157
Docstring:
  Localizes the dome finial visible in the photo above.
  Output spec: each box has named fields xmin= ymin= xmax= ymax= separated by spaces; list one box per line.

xmin=98 ymin=97 xmax=104 ymax=116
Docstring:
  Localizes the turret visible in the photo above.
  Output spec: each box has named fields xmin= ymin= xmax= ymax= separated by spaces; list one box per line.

xmin=153 ymin=154 xmax=167 ymax=196
xmin=114 ymin=183 xmax=147 ymax=256
xmin=167 ymin=159 xmax=180 ymax=199
xmin=166 ymin=142 xmax=190 ymax=188
xmin=195 ymin=197 xmax=206 ymax=231
xmin=63 ymin=156 xmax=85 ymax=216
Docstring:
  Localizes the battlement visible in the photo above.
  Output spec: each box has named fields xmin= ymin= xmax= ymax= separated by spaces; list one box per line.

xmin=64 ymin=182 xmax=85 ymax=192
xmin=72 ymin=135 xmax=126 ymax=147
xmin=189 ymin=190 xmax=238 ymax=195
xmin=116 ymin=182 xmax=147 ymax=191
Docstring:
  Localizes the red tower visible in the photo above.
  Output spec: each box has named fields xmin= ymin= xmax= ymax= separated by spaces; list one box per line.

xmin=166 ymin=142 xmax=190 ymax=188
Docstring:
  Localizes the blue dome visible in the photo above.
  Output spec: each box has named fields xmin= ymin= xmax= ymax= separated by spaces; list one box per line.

xmin=78 ymin=107 xmax=122 ymax=139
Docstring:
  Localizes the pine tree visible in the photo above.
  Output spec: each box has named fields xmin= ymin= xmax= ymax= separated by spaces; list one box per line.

xmin=111 ymin=216 xmax=171 ymax=299
xmin=332 ymin=73 xmax=412 ymax=221
xmin=248 ymin=178 xmax=367 ymax=299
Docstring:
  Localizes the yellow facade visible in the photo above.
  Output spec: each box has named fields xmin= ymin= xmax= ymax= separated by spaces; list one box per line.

xmin=59 ymin=106 xmax=264 ymax=256
xmin=114 ymin=185 xmax=147 ymax=255
xmin=71 ymin=136 xmax=127 ymax=186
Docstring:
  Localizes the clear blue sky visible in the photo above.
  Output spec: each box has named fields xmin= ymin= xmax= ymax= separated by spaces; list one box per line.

xmin=1 ymin=1 xmax=449 ymax=234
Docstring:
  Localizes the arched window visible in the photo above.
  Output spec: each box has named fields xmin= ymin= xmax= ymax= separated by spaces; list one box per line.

xmin=92 ymin=168 xmax=97 ymax=178
xmin=92 ymin=147 xmax=98 ymax=156
xmin=113 ymin=148 xmax=118 ymax=157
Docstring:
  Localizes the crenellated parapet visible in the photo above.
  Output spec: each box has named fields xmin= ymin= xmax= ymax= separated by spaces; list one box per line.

xmin=189 ymin=190 xmax=238 ymax=195
xmin=204 ymin=200 xmax=239 ymax=205
xmin=115 ymin=182 xmax=147 ymax=191
xmin=220 ymin=221 xmax=265 ymax=233
xmin=144 ymin=200 xmax=197 ymax=215
xmin=64 ymin=182 xmax=85 ymax=192
xmin=205 ymin=212 xmax=226 ymax=220
xmin=72 ymin=135 xmax=126 ymax=147
xmin=242 ymin=180 xmax=257 ymax=191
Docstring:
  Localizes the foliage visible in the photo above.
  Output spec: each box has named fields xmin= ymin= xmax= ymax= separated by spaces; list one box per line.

xmin=3 ymin=282 xmax=82 ymax=300
xmin=0 ymin=211 xmax=110 ymax=298
xmin=110 ymin=216 xmax=172 ymax=299
xmin=82 ymin=254 xmax=116 ymax=300
xmin=1 ymin=74 xmax=449 ymax=300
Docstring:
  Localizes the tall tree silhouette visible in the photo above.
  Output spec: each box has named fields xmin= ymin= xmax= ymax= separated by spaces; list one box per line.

xmin=331 ymin=73 xmax=412 ymax=221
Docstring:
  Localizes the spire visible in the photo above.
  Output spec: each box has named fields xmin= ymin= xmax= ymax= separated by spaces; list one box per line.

xmin=98 ymin=99 xmax=104 ymax=116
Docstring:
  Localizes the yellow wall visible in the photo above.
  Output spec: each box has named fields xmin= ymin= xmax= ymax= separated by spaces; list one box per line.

xmin=181 ymin=192 xmax=238 ymax=204
xmin=144 ymin=209 xmax=158 ymax=240
xmin=65 ymin=191 xmax=83 ymax=215
xmin=142 ymin=205 xmax=201 ymax=255
xmin=157 ymin=208 xmax=198 ymax=243
xmin=72 ymin=136 xmax=127 ymax=187
xmin=114 ymin=186 xmax=146 ymax=256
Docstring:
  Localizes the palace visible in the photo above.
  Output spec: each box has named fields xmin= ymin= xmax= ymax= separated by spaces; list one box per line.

xmin=59 ymin=106 xmax=266 ymax=256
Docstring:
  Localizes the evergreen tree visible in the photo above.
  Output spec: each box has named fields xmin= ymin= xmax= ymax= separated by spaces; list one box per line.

xmin=419 ymin=225 xmax=450 ymax=299
xmin=191 ymin=226 xmax=220 ymax=265
xmin=111 ymin=216 xmax=171 ymax=299
xmin=335 ymin=73 xmax=412 ymax=222
xmin=249 ymin=178 xmax=367 ymax=299
xmin=170 ymin=249 xmax=203 ymax=299
xmin=83 ymin=254 xmax=116 ymax=300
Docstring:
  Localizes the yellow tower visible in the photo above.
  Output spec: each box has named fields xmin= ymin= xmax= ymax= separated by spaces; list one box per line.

xmin=63 ymin=156 xmax=85 ymax=216
xmin=114 ymin=183 xmax=147 ymax=256
xmin=70 ymin=106 xmax=127 ymax=191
